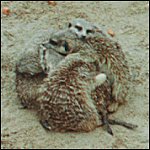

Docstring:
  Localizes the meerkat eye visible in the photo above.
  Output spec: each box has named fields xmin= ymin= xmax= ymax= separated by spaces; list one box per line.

xmin=49 ymin=39 xmax=58 ymax=46
xmin=86 ymin=29 xmax=94 ymax=34
xmin=75 ymin=25 xmax=83 ymax=31
xmin=68 ymin=23 xmax=72 ymax=28
xmin=63 ymin=41 xmax=69 ymax=52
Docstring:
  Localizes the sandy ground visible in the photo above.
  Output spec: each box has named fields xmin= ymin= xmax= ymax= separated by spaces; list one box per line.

xmin=1 ymin=1 xmax=149 ymax=149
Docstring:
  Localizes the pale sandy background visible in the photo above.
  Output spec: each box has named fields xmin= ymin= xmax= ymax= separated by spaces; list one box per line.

xmin=1 ymin=1 xmax=149 ymax=149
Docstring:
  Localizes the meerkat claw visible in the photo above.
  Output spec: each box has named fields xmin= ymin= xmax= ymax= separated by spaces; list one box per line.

xmin=104 ymin=123 xmax=113 ymax=136
xmin=18 ymin=105 xmax=28 ymax=109
xmin=40 ymin=120 xmax=51 ymax=131
xmin=18 ymin=101 xmax=29 ymax=109
xmin=101 ymin=107 xmax=113 ymax=136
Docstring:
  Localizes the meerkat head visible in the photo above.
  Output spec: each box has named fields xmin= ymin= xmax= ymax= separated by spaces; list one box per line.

xmin=68 ymin=18 xmax=95 ymax=39
xmin=39 ymin=30 xmax=77 ymax=73
xmin=68 ymin=18 xmax=108 ymax=40
xmin=42 ymin=29 xmax=79 ymax=56
xmin=42 ymin=30 xmax=70 ymax=55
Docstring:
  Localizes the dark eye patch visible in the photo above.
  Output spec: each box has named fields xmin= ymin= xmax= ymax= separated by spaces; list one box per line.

xmin=63 ymin=41 xmax=69 ymax=52
xmin=68 ymin=23 xmax=72 ymax=28
xmin=86 ymin=29 xmax=94 ymax=34
xmin=49 ymin=39 xmax=58 ymax=46
xmin=75 ymin=25 xmax=82 ymax=31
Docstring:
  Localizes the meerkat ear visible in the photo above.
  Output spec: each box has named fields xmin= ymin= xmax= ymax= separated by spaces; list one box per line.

xmin=68 ymin=23 xmax=72 ymax=28
xmin=92 ymin=25 xmax=101 ymax=32
xmin=92 ymin=25 xmax=98 ymax=29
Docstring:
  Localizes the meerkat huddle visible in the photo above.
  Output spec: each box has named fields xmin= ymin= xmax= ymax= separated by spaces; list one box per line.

xmin=16 ymin=18 xmax=137 ymax=135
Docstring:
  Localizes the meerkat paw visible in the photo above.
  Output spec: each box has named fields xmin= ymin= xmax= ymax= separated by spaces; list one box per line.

xmin=102 ymin=117 xmax=137 ymax=135
xmin=39 ymin=44 xmax=50 ymax=73
xmin=103 ymin=121 xmax=113 ymax=135
xmin=102 ymin=115 xmax=137 ymax=135
xmin=95 ymin=73 xmax=107 ymax=86
xmin=99 ymin=104 xmax=114 ymax=135
xmin=101 ymin=113 xmax=113 ymax=135
xmin=39 ymin=45 xmax=47 ymax=70
xmin=18 ymin=101 xmax=32 ymax=109
xmin=18 ymin=105 xmax=28 ymax=109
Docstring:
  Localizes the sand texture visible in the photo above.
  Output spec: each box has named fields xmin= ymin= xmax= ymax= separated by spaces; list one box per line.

xmin=1 ymin=1 xmax=149 ymax=149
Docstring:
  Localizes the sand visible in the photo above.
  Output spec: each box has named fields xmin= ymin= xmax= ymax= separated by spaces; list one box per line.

xmin=1 ymin=1 xmax=149 ymax=149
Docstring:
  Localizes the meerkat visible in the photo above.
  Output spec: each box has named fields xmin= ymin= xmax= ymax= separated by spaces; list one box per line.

xmin=16 ymin=29 xmax=71 ymax=109
xmin=84 ymin=32 xmax=130 ymax=113
xmin=37 ymin=31 xmax=137 ymax=134
xmin=16 ymin=28 xmax=136 ymax=134
xmin=37 ymin=52 xmax=109 ymax=132
xmin=68 ymin=18 xmax=130 ymax=112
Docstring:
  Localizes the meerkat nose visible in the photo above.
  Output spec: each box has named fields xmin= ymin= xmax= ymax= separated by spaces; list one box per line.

xmin=81 ymin=35 xmax=86 ymax=39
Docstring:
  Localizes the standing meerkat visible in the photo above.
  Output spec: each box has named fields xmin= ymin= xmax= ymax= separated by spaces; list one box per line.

xmin=37 ymin=31 xmax=137 ymax=134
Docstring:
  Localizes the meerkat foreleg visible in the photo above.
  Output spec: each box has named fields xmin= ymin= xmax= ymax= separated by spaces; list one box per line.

xmin=39 ymin=44 xmax=50 ymax=73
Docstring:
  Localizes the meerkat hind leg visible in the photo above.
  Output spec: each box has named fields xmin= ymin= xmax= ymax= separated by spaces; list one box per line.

xmin=99 ymin=104 xmax=114 ymax=135
xmin=102 ymin=113 xmax=114 ymax=135
xmin=100 ymin=106 xmax=137 ymax=135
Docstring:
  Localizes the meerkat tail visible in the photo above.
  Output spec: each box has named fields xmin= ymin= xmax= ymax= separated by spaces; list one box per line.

xmin=108 ymin=119 xmax=138 ymax=129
